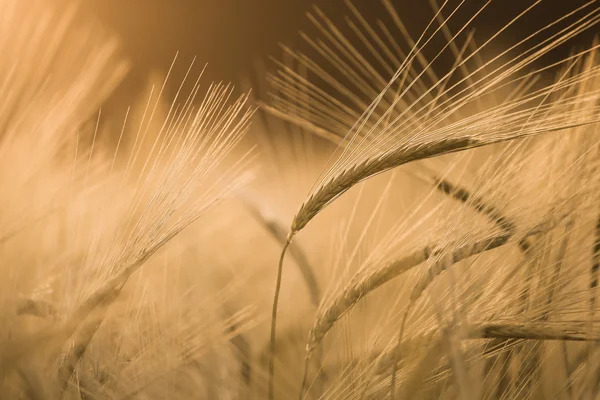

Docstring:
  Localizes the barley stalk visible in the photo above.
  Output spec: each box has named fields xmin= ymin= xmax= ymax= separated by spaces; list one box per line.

xmin=268 ymin=238 xmax=291 ymax=400
xmin=394 ymin=335 xmax=445 ymax=400
xmin=375 ymin=323 xmax=600 ymax=375
xmin=57 ymin=189 xmax=246 ymax=390
xmin=243 ymin=199 xmax=321 ymax=308
xmin=268 ymin=6 xmax=600 ymax=390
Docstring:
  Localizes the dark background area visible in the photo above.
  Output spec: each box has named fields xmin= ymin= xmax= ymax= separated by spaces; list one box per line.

xmin=85 ymin=0 xmax=598 ymax=116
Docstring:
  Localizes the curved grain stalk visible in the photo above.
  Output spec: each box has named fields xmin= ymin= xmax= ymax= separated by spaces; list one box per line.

xmin=267 ymin=2 xmax=600 ymax=397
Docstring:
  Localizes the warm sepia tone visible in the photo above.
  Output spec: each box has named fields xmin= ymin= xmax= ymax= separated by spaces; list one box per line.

xmin=2 ymin=0 xmax=600 ymax=399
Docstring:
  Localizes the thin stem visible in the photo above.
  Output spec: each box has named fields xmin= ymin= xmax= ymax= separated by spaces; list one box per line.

xmin=244 ymin=200 xmax=321 ymax=307
xmin=390 ymin=308 xmax=410 ymax=399
xmin=269 ymin=236 xmax=292 ymax=400
xmin=298 ymin=355 xmax=311 ymax=400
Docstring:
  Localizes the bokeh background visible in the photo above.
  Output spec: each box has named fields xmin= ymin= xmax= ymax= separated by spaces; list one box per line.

xmin=82 ymin=0 xmax=597 ymax=120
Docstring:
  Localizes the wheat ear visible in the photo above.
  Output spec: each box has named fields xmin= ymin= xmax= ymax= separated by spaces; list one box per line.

xmin=58 ymin=170 xmax=253 ymax=391
xmin=431 ymin=174 xmax=534 ymax=255
xmin=57 ymin=232 xmax=182 ymax=389
xmin=56 ymin=169 xmax=250 ymax=389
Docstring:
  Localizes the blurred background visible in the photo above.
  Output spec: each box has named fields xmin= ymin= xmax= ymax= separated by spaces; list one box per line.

xmin=82 ymin=0 xmax=598 ymax=120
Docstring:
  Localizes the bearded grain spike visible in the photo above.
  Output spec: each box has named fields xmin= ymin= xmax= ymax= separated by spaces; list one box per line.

xmin=56 ymin=84 xmax=253 ymax=392
xmin=307 ymin=232 xmax=514 ymax=354
xmin=433 ymin=176 xmax=515 ymax=233
xmin=291 ymin=137 xmax=479 ymax=234
xmin=409 ymin=234 xmax=511 ymax=303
